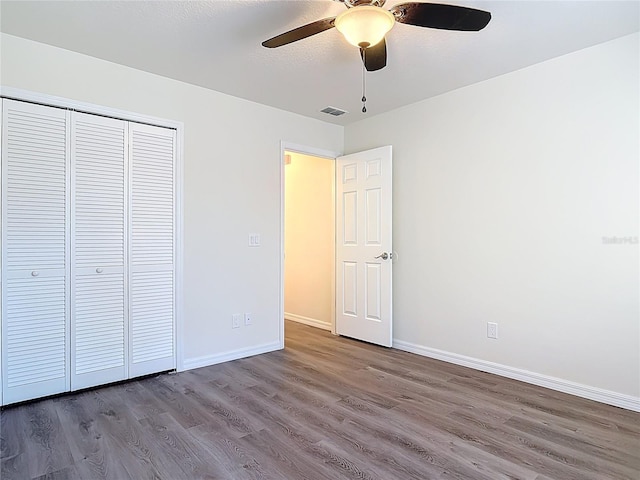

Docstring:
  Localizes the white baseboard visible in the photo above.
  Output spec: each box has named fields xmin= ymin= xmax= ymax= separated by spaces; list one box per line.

xmin=180 ymin=341 xmax=281 ymax=372
xmin=393 ymin=339 xmax=640 ymax=413
xmin=285 ymin=312 xmax=332 ymax=331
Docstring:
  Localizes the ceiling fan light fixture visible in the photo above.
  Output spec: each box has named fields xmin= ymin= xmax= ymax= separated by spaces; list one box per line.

xmin=335 ymin=6 xmax=395 ymax=48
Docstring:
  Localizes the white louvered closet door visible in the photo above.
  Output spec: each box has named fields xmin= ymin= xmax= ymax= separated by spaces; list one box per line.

xmin=129 ymin=123 xmax=176 ymax=377
xmin=1 ymin=99 xmax=71 ymax=404
xmin=70 ymin=112 xmax=128 ymax=390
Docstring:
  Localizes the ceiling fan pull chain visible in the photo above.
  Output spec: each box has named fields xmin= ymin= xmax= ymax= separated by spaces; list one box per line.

xmin=361 ymin=59 xmax=367 ymax=113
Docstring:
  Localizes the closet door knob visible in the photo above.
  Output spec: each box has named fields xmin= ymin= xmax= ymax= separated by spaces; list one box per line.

xmin=96 ymin=268 xmax=103 ymax=274
xmin=31 ymin=271 xmax=39 ymax=277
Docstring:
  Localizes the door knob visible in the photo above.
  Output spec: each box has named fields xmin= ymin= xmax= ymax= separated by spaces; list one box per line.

xmin=374 ymin=252 xmax=390 ymax=260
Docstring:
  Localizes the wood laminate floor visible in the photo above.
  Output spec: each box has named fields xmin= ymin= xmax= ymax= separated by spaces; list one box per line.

xmin=1 ymin=321 xmax=639 ymax=480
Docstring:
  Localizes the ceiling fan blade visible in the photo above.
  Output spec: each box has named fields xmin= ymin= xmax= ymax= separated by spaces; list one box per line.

xmin=360 ymin=39 xmax=387 ymax=72
xmin=390 ymin=3 xmax=491 ymax=31
xmin=262 ymin=17 xmax=336 ymax=48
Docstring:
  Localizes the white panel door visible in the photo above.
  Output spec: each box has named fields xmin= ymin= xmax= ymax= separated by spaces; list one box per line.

xmin=70 ymin=112 xmax=128 ymax=390
xmin=129 ymin=122 xmax=176 ymax=377
xmin=1 ymin=99 xmax=71 ymax=404
xmin=336 ymin=146 xmax=392 ymax=347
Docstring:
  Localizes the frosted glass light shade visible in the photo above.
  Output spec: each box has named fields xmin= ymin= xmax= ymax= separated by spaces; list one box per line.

xmin=335 ymin=6 xmax=395 ymax=48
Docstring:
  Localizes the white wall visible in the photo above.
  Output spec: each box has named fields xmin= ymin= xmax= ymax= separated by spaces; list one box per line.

xmin=2 ymin=30 xmax=638 ymax=408
xmin=345 ymin=33 xmax=639 ymax=403
xmin=0 ymin=33 xmax=344 ymax=368
xmin=284 ymin=152 xmax=334 ymax=330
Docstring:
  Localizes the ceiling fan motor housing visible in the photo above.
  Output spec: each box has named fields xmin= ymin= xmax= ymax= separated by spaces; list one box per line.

xmin=341 ymin=0 xmax=387 ymax=8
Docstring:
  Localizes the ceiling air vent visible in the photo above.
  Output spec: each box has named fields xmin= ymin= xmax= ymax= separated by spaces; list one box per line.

xmin=321 ymin=106 xmax=348 ymax=117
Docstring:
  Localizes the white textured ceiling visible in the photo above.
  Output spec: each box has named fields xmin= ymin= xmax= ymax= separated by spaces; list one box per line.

xmin=1 ymin=0 xmax=638 ymax=125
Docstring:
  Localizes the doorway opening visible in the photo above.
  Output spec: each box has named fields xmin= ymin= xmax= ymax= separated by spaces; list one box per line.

xmin=281 ymin=147 xmax=337 ymax=346
xmin=279 ymin=144 xmax=394 ymax=349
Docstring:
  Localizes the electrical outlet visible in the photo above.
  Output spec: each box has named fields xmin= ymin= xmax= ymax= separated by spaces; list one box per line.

xmin=244 ymin=313 xmax=252 ymax=326
xmin=248 ymin=234 xmax=261 ymax=247
xmin=487 ymin=322 xmax=498 ymax=339
xmin=232 ymin=314 xmax=241 ymax=329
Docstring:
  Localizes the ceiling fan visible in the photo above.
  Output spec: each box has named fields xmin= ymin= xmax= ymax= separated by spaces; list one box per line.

xmin=262 ymin=0 xmax=492 ymax=72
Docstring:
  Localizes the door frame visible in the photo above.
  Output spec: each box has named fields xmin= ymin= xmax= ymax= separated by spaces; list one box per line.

xmin=279 ymin=141 xmax=341 ymax=349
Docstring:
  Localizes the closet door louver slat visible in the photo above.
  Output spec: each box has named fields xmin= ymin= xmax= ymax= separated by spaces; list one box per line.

xmin=129 ymin=124 xmax=176 ymax=377
xmin=1 ymin=99 xmax=70 ymax=404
